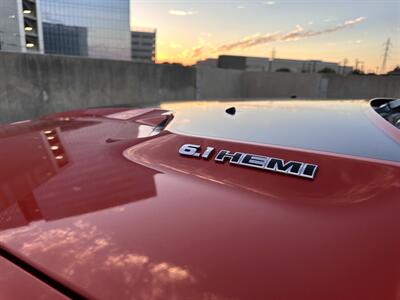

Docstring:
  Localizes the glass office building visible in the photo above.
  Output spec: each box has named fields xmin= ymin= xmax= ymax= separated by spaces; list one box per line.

xmin=43 ymin=22 xmax=88 ymax=56
xmin=40 ymin=0 xmax=131 ymax=60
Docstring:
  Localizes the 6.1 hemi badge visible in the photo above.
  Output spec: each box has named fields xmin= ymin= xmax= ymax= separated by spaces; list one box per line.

xmin=179 ymin=144 xmax=318 ymax=180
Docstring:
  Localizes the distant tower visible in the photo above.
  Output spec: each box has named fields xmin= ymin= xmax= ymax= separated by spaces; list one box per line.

xmin=381 ymin=38 xmax=392 ymax=74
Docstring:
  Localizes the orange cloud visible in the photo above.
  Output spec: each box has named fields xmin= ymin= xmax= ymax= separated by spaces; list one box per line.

xmin=173 ymin=17 xmax=366 ymax=64
xmin=168 ymin=9 xmax=197 ymax=16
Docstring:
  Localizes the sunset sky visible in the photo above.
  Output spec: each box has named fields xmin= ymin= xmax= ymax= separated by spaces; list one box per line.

xmin=131 ymin=1 xmax=400 ymax=72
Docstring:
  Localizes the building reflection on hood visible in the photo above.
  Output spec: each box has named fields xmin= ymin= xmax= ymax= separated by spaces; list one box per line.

xmin=0 ymin=119 xmax=159 ymax=231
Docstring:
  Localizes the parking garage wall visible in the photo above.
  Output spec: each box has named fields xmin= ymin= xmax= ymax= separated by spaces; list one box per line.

xmin=0 ymin=52 xmax=195 ymax=122
xmin=0 ymin=52 xmax=399 ymax=122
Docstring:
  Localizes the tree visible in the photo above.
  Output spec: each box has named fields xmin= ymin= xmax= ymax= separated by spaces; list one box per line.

xmin=276 ymin=68 xmax=291 ymax=72
xmin=351 ymin=69 xmax=365 ymax=75
xmin=318 ymin=67 xmax=336 ymax=74
xmin=387 ymin=66 xmax=400 ymax=76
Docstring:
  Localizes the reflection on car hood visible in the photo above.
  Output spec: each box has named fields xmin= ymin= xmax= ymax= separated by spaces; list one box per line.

xmin=161 ymin=100 xmax=400 ymax=162
xmin=0 ymin=101 xmax=399 ymax=300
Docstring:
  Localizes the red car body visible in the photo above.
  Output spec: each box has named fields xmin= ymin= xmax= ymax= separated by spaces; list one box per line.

xmin=0 ymin=99 xmax=399 ymax=300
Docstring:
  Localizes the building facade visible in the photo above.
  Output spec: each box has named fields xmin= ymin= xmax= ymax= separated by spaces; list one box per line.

xmin=0 ymin=0 xmax=43 ymax=53
xmin=131 ymin=29 xmax=156 ymax=63
xmin=43 ymin=22 xmax=88 ymax=56
xmin=270 ymin=59 xmax=347 ymax=74
xmin=196 ymin=58 xmax=218 ymax=68
xmin=217 ymin=55 xmax=353 ymax=75
xmin=217 ymin=55 xmax=269 ymax=72
xmin=40 ymin=0 xmax=131 ymax=60
xmin=1 ymin=0 xmax=131 ymax=60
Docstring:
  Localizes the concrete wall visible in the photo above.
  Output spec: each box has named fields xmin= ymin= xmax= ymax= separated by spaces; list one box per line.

xmin=196 ymin=68 xmax=400 ymax=100
xmin=1 ymin=52 xmax=400 ymax=123
xmin=242 ymin=72 xmax=327 ymax=98
xmin=0 ymin=52 xmax=195 ymax=122
xmin=196 ymin=66 xmax=242 ymax=99
xmin=326 ymin=75 xmax=400 ymax=99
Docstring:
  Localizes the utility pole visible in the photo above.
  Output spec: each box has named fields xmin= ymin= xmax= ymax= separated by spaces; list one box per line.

xmin=359 ymin=61 xmax=364 ymax=73
xmin=268 ymin=48 xmax=275 ymax=72
xmin=342 ymin=58 xmax=348 ymax=75
xmin=355 ymin=59 xmax=359 ymax=71
xmin=381 ymin=38 xmax=392 ymax=74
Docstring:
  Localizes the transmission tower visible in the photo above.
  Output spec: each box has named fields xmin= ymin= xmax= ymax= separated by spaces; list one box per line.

xmin=381 ymin=38 xmax=392 ymax=74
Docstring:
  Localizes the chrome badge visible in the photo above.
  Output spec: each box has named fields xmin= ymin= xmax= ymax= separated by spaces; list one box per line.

xmin=179 ymin=144 xmax=318 ymax=180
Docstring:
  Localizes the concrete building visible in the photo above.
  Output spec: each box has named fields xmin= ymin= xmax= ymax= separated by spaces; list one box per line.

xmin=217 ymin=55 xmax=353 ymax=75
xmin=131 ymin=28 xmax=156 ymax=63
xmin=271 ymin=59 xmax=351 ymax=74
xmin=217 ymin=55 xmax=269 ymax=71
xmin=218 ymin=55 xmax=251 ymax=70
xmin=270 ymin=58 xmax=306 ymax=73
xmin=0 ymin=0 xmax=44 ymax=53
xmin=246 ymin=57 xmax=270 ymax=72
xmin=196 ymin=58 xmax=218 ymax=68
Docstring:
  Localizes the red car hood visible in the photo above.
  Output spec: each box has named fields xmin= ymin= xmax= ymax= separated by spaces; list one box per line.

xmin=0 ymin=101 xmax=399 ymax=300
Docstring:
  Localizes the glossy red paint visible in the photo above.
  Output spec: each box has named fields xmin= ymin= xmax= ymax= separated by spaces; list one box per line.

xmin=0 ymin=101 xmax=399 ymax=300
xmin=0 ymin=256 xmax=68 ymax=300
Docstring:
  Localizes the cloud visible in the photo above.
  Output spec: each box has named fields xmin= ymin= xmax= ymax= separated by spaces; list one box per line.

xmin=324 ymin=17 xmax=336 ymax=22
xmin=237 ymin=5 xmax=246 ymax=9
xmin=169 ymin=42 xmax=182 ymax=49
xmin=168 ymin=9 xmax=197 ymax=16
xmin=200 ymin=32 xmax=213 ymax=37
xmin=322 ymin=17 xmax=365 ymax=33
xmin=347 ymin=39 xmax=363 ymax=44
xmin=262 ymin=1 xmax=276 ymax=5
xmin=186 ymin=17 xmax=366 ymax=59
